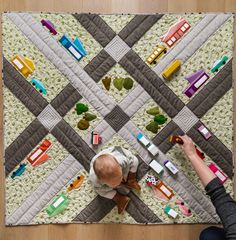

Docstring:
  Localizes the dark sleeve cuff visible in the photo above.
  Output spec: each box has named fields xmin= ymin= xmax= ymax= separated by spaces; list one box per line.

xmin=205 ymin=177 xmax=223 ymax=194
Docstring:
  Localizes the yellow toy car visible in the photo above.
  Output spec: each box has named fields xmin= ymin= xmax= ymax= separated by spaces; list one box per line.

xmin=146 ymin=45 xmax=167 ymax=65
xmin=67 ymin=175 xmax=84 ymax=191
xmin=11 ymin=55 xmax=35 ymax=78
xmin=162 ymin=59 xmax=181 ymax=79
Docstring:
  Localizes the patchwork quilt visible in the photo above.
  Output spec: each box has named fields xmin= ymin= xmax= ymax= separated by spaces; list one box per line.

xmin=2 ymin=12 xmax=234 ymax=225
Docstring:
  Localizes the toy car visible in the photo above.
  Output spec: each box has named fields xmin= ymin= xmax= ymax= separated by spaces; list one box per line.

xmin=11 ymin=55 xmax=35 ymax=78
xmin=176 ymin=199 xmax=192 ymax=217
xmin=164 ymin=205 xmax=178 ymax=219
xmin=59 ymin=34 xmax=87 ymax=62
xmin=31 ymin=79 xmax=47 ymax=95
xmin=198 ymin=125 xmax=212 ymax=140
xmin=146 ymin=45 xmax=167 ymax=65
xmin=183 ymin=69 xmax=210 ymax=98
xmin=162 ymin=59 xmax=181 ymax=79
xmin=161 ymin=17 xmax=190 ymax=47
xmin=67 ymin=175 xmax=85 ymax=191
xmin=41 ymin=19 xmax=57 ymax=35
xmin=211 ymin=56 xmax=228 ymax=73
xmin=164 ymin=160 xmax=178 ymax=175
xmin=11 ymin=163 xmax=26 ymax=179
xmin=91 ymin=131 xmax=102 ymax=145
xmin=208 ymin=163 xmax=227 ymax=184
xmin=137 ymin=132 xmax=159 ymax=156
xmin=149 ymin=159 xmax=164 ymax=175
xmin=46 ymin=193 xmax=69 ymax=217
xmin=27 ymin=139 xmax=52 ymax=166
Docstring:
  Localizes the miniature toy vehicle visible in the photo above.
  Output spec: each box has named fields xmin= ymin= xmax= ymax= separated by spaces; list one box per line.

xmin=91 ymin=131 xmax=102 ymax=145
xmin=164 ymin=160 xmax=178 ymax=175
xmin=183 ymin=69 xmax=210 ymax=98
xmin=176 ymin=199 xmax=192 ymax=217
xmin=211 ymin=56 xmax=228 ymax=73
xmin=137 ymin=133 xmax=159 ymax=156
xmin=164 ymin=205 xmax=178 ymax=219
xmin=198 ymin=125 xmax=212 ymax=140
xmin=46 ymin=193 xmax=69 ymax=217
xmin=67 ymin=175 xmax=85 ymax=191
xmin=59 ymin=34 xmax=87 ymax=62
xmin=41 ymin=19 xmax=57 ymax=35
xmin=11 ymin=163 xmax=26 ymax=179
xmin=11 ymin=55 xmax=35 ymax=78
xmin=146 ymin=45 xmax=167 ymax=65
xmin=162 ymin=59 xmax=181 ymax=79
xmin=27 ymin=139 xmax=52 ymax=166
xmin=208 ymin=163 xmax=227 ymax=184
xmin=161 ymin=17 xmax=190 ymax=47
xmin=149 ymin=159 xmax=164 ymax=175
xmin=31 ymin=79 xmax=47 ymax=95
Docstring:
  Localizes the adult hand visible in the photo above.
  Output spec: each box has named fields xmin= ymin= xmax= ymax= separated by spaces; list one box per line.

xmin=179 ymin=135 xmax=197 ymax=159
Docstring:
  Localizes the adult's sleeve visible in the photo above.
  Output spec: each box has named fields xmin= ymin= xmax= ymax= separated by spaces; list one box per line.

xmin=205 ymin=177 xmax=236 ymax=240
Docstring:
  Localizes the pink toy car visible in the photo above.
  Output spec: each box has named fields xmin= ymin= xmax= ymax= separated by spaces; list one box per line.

xmin=198 ymin=124 xmax=212 ymax=140
xmin=208 ymin=163 xmax=228 ymax=184
xmin=176 ymin=199 xmax=192 ymax=217
xmin=41 ymin=19 xmax=57 ymax=35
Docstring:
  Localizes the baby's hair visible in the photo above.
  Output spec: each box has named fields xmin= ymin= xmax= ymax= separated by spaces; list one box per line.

xmin=93 ymin=154 xmax=120 ymax=181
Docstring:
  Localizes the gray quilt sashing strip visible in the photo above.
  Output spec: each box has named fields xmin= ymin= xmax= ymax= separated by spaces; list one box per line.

xmin=119 ymin=85 xmax=151 ymax=117
xmin=73 ymin=196 xmax=116 ymax=222
xmin=84 ymin=50 xmax=116 ymax=83
xmin=72 ymin=13 xmax=116 ymax=48
xmin=153 ymin=13 xmax=231 ymax=75
xmin=187 ymin=59 xmax=232 ymax=117
xmin=6 ymin=155 xmax=83 ymax=225
xmin=119 ymin=51 xmax=184 ymax=118
xmin=126 ymin=191 xmax=162 ymax=223
xmin=50 ymin=83 xmax=82 ymax=117
xmin=51 ymin=119 xmax=96 ymax=171
xmin=104 ymin=105 xmax=130 ymax=132
xmin=119 ymin=122 xmax=219 ymax=222
xmin=5 ymin=119 xmax=48 ymax=176
xmin=3 ymin=57 xmax=48 ymax=115
xmin=6 ymin=13 xmax=115 ymax=117
xmin=152 ymin=120 xmax=185 ymax=154
xmin=187 ymin=122 xmax=233 ymax=178
xmin=118 ymin=14 xmax=164 ymax=48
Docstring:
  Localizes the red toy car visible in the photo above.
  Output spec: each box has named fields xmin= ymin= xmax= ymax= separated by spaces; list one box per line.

xmin=91 ymin=131 xmax=102 ymax=145
xmin=27 ymin=139 xmax=52 ymax=166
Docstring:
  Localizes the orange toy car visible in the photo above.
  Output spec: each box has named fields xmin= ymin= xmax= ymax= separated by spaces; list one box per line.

xmin=67 ymin=175 xmax=85 ymax=191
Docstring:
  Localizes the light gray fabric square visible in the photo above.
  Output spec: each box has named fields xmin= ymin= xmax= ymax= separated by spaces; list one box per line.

xmin=37 ymin=104 xmax=62 ymax=131
xmin=173 ymin=106 xmax=199 ymax=133
xmin=104 ymin=35 xmax=130 ymax=62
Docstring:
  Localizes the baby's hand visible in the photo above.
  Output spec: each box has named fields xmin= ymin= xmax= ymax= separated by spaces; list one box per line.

xmin=179 ymin=135 xmax=196 ymax=158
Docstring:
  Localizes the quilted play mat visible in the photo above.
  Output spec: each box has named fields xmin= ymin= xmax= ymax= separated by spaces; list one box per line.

xmin=2 ymin=12 xmax=234 ymax=225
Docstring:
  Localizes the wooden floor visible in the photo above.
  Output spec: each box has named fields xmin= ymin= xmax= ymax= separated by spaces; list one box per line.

xmin=0 ymin=0 xmax=236 ymax=239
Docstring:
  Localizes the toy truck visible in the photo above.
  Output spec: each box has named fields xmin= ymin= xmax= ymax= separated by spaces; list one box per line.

xmin=198 ymin=124 xmax=212 ymax=140
xmin=164 ymin=160 xmax=178 ymax=175
xmin=27 ymin=139 xmax=52 ymax=166
xmin=11 ymin=55 xmax=35 ymax=78
xmin=164 ymin=205 xmax=178 ymax=219
xmin=46 ymin=193 xmax=69 ymax=217
xmin=162 ymin=59 xmax=181 ymax=79
xmin=59 ymin=34 xmax=87 ymax=62
xmin=137 ymin=132 xmax=159 ymax=156
xmin=67 ymin=175 xmax=85 ymax=191
xmin=11 ymin=163 xmax=26 ymax=179
xmin=149 ymin=159 xmax=164 ymax=175
xmin=91 ymin=131 xmax=102 ymax=145
xmin=208 ymin=163 xmax=228 ymax=184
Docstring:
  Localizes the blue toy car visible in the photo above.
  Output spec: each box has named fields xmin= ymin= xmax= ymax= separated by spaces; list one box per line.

xmin=31 ymin=79 xmax=47 ymax=95
xmin=59 ymin=34 xmax=87 ymax=62
xmin=11 ymin=163 xmax=26 ymax=179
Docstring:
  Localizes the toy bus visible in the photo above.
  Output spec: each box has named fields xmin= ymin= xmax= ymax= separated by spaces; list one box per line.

xmin=161 ymin=17 xmax=190 ymax=47
xmin=27 ymin=139 xmax=52 ymax=166
xmin=59 ymin=34 xmax=87 ymax=62
xmin=162 ymin=59 xmax=181 ymax=79
xmin=11 ymin=55 xmax=35 ymax=78
xmin=183 ymin=69 xmax=209 ymax=98
xmin=208 ymin=163 xmax=227 ymax=184
xmin=146 ymin=45 xmax=167 ymax=65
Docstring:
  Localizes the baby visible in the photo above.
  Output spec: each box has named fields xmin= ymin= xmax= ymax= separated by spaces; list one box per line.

xmin=89 ymin=146 xmax=141 ymax=214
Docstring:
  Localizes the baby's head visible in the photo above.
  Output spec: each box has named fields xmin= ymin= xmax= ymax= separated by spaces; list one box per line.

xmin=93 ymin=154 xmax=122 ymax=188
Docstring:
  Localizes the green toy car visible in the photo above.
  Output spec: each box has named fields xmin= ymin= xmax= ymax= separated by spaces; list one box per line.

xmin=46 ymin=193 xmax=69 ymax=217
xmin=211 ymin=56 xmax=228 ymax=73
